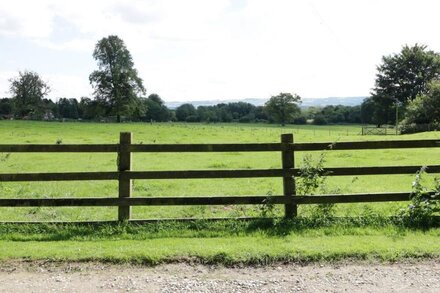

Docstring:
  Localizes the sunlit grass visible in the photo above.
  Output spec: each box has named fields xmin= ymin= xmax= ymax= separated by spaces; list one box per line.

xmin=0 ymin=219 xmax=439 ymax=264
xmin=0 ymin=121 xmax=439 ymax=262
xmin=0 ymin=121 xmax=439 ymax=221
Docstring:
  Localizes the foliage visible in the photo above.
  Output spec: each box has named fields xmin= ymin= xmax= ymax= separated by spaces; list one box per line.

xmin=264 ymin=93 xmax=301 ymax=126
xmin=0 ymin=98 xmax=13 ymax=117
xmin=402 ymin=80 xmax=440 ymax=126
xmin=312 ymin=114 xmax=328 ymax=125
xmin=173 ymin=102 xmax=270 ymax=124
xmin=399 ymin=122 xmax=440 ymax=135
xmin=9 ymin=71 xmax=50 ymax=118
xmin=373 ymin=44 xmax=440 ymax=104
xmin=292 ymin=114 xmax=307 ymax=124
xmin=78 ymin=97 xmax=105 ymax=120
xmin=296 ymin=152 xmax=336 ymax=220
xmin=371 ymin=44 xmax=440 ymax=125
xmin=89 ymin=35 xmax=146 ymax=122
xmin=258 ymin=191 xmax=276 ymax=218
xmin=57 ymin=98 xmax=79 ymax=119
xmin=398 ymin=167 xmax=440 ymax=227
xmin=360 ymin=97 xmax=377 ymax=125
xmin=296 ymin=153 xmax=327 ymax=196
xmin=175 ymin=103 xmax=197 ymax=122
xmin=303 ymin=105 xmax=361 ymax=125
xmin=321 ymin=105 xmax=361 ymax=124
xmin=141 ymin=94 xmax=171 ymax=122
xmin=1 ymin=94 xmax=366 ymax=125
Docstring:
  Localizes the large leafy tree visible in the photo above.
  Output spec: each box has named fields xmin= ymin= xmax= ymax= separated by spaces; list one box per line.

xmin=175 ymin=103 xmax=197 ymax=121
xmin=143 ymin=94 xmax=171 ymax=122
xmin=57 ymin=98 xmax=79 ymax=119
xmin=9 ymin=71 xmax=50 ymax=118
xmin=403 ymin=80 xmax=440 ymax=125
xmin=78 ymin=97 xmax=105 ymax=120
xmin=264 ymin=92 xmax=301 ymax=126
xmin=371 ymin=44 xmax=440 ymax=124
xmin=89 ymin=35 xmax=145 ymax=122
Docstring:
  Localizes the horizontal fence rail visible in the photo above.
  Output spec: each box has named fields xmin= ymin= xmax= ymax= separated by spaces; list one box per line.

xmin=0 ymin=144 xmax=119 ymax=153
xmin=129 ymin=143 xmax=288 ymax=152
xmin=1 ymin=192 xmax=437 ymax=207
xmin=0 ymin=143 xmax=289 ymax=153
xmin=323 ymin=165 xmax=440 ymax=176
xmin=0 ymin=172 xmax=119 ymax=182
xmin=0 ymin=133 xmax=439 ymax=222
xmin=1 ymin=139 xmax=439 ymax=153
xmin=294 ymin=139 xmax=440 ymax=151
xmin=2 ymin=165 xmax=440 ymax=182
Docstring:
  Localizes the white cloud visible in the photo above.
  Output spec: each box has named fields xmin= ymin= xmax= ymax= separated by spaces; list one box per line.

xmin=1 ymin=0 xmax=440 ymax=101
xmin=0 ymin=1 xmax=54 ymax=38
xmin=33 ymin=38 xmax=95 ymax=52
xmin=45 ymin=73 xmax=92 ymax=99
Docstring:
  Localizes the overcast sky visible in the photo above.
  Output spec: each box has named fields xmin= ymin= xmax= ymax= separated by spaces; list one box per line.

xmin=1 ymin=0 xmax=440 ymax=102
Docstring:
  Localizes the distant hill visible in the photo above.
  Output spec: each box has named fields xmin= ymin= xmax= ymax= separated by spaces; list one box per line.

xmin=165 ymin=97 xmax=366 ymax=109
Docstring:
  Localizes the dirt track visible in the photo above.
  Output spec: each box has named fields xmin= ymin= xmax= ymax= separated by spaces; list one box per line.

xmin=0 ymin=260 xmax=439 ymax=292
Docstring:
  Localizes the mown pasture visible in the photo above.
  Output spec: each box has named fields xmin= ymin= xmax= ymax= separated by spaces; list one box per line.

xmin=0 ymin=120 xmax=439 ymax=263
xmin=0 ymin=120 xmax=439 ymax=222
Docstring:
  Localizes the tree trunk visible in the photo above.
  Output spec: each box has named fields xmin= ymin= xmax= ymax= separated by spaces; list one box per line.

xmin=117 ymin=114 xmax=121 ymax=123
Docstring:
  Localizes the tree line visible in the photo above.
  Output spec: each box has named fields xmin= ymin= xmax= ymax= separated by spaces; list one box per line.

xmin=1 ymin=35 xmax=439 ymax=131
xmin=0 ymin=92 xmax=171 ymax=122
xmin=0 ymin=89 xmax=361 ymax=125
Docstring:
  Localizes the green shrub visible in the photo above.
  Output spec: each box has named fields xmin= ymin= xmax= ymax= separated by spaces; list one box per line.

xmin=297 ymin=153 xmax=336 ymax=220
xmin=398 ymin=167 xmax=440 ymax=227
xmin=293 ymin=115 xmax=307 ymax=125
xmin=399 ymin=122 xmax=439 ymax=134
xmin=312 ymin=114 xmax=327 ymax=125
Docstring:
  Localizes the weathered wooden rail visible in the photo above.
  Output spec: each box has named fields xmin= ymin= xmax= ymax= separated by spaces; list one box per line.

xmin=0 ymin=133 xmax=439 ymax=221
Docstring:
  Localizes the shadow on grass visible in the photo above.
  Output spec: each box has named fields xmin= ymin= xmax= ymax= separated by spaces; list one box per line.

xmin=0 ymin=216 xmax=439 ymax=242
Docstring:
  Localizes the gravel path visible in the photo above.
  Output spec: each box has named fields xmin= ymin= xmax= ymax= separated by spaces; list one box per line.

xmin=0 ymin=260 xmax=439 ymax=292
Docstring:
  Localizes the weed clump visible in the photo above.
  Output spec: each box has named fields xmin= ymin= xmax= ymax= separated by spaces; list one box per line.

xmin=398 ymin=167 xmax=440 ymax=227
xmin=297 ymin=152 xmax=336 ymax=221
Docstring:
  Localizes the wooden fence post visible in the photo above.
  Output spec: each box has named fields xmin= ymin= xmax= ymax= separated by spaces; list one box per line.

xmin=118 ymin=132 xmax=132 ymax=221
xmin=281 ymin=133 xmax=296 ymax=218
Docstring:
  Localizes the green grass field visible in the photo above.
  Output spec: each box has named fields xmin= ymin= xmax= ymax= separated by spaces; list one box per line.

xmin=0 ymin=121 xmax=439 ymax=263
xmin=1 ymin=121 xmax=439 ymax=221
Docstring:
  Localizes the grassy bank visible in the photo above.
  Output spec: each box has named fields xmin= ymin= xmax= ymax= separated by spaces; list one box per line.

xmin=0 ymin=219 xmax=439 ymax=264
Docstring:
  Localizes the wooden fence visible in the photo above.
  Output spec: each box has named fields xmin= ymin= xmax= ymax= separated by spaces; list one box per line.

xmin=0 ymin=132 xmax=439 ymax=222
